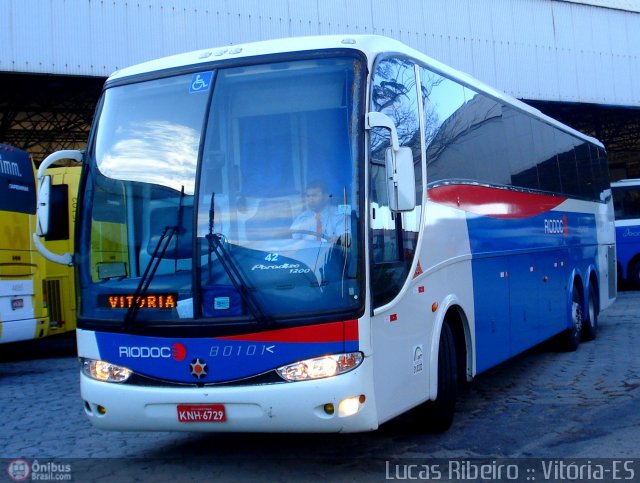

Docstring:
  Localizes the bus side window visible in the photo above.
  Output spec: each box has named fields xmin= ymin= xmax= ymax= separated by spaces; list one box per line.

xmin=624 ymin=189 xmax=640 ymax=218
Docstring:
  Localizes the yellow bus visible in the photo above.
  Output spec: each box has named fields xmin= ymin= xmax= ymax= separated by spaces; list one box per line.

xmin=0 ymin=145 xmax=81 ymax=344
xmin=0 ymin=144 xmax=48 ymax=343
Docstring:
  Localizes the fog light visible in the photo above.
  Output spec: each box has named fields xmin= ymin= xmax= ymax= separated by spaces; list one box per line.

xmin=81 ymin=358 xmax=132 ymax=383
xmin=96 ymin=405 xmax=107 ymax=415
xmin=338 ymin=395 xmax=365 ymax=417
xmin=324 ymin=403 xmax=335 ymax=415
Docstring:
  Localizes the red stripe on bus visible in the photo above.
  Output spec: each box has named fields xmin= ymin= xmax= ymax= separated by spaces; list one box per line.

xmin=218 ymin=319 xmax=359 ymax=343
xmin=428 ymin=184 xmax=566 ymax=219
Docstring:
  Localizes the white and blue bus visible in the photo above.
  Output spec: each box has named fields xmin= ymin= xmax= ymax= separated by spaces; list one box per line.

xmin=35 ymin=35 xmax=616 ymax=432
xmin=612 ymin=179 xmax=640 ymax=287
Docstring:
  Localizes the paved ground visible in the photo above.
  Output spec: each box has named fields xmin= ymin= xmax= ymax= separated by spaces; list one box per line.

xmin=1 ymin=291 xmax=639 ymax=481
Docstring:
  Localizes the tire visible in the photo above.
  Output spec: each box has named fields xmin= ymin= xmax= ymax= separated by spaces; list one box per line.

xmin=581 ymin=284 xmax=598 ymax=341
xmin=559 ymin=287 xmax=582 ymax=352
xmin=630 ymin=260 xmax=640 ymax=289
xmin=413 ymin=323 xmax=458 ymax=432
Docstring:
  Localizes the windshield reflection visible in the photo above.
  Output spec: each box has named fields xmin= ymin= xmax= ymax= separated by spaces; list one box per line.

xmin=99 ymin=120 xmax=199 ymax=194
xmin=94 ymin=73 xmax=210 ymax=195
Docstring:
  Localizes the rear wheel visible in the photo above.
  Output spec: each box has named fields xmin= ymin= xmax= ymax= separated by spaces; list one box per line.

xmin=581 ymin=284 xmax=598 ymax=341
xmin=413 ymin=323 xmax=458 ymax=432
xmin=559 ymin=287 xmax=582 ymax=352
xmin=630 ymin=260 xmax=640 ymax=288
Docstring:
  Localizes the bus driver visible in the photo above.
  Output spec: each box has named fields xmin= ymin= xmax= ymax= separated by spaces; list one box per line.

xmin=290 ymin=180 xmax=350 ymax=245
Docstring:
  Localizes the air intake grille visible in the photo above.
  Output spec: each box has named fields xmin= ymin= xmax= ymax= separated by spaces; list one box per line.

xmin=44 ymin=279 xmax=63 ymax=327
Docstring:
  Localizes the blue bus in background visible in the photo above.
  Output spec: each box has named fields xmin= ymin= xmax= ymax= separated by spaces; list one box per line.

xmin=612 ymin=179 xmax=640 ymax=287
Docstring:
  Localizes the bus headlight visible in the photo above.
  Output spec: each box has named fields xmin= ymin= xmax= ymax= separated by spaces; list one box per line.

xmin=276 ymin=352 xmax=363 ymax=382
xmin=81 ymin=358 xmax=132 ymax=383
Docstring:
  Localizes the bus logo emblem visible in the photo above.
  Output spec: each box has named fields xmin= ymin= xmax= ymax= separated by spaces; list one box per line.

xmin=172 ymin=343 xmax=187 ymax=361
xmin=544 ymin=215 xmax=568 ymax=236
xmin=189 ymin=358 xmax=208 ymax=379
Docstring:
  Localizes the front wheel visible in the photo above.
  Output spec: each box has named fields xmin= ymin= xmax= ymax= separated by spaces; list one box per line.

xmin=413 ymin=323 xmax=458 ymax=432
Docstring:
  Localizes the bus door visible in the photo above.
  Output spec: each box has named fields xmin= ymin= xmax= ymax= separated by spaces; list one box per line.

xmin=368 ymin=57 xmax=428 ymax=420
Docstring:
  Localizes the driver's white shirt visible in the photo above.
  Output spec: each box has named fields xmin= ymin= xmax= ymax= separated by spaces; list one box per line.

xmin=290 ymin=205 xmax=349 ymax=240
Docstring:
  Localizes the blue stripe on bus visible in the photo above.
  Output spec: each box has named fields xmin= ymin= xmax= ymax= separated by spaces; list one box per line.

xmin=94 ymin=331 xmax=358 ymax=383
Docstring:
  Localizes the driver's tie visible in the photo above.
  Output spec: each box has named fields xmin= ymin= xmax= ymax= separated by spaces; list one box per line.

xmin=315 ymin=213 xmax=322 ymax=240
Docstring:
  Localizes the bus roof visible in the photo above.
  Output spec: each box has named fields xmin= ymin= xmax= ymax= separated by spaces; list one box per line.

xmin=107 ymin=34 xmax=603 ymax=149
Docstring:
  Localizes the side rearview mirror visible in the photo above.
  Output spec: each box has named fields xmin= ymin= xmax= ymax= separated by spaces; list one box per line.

xmin=385 ymin=146 xmax=416 ymax=212
xmin=33 ymin=149 xmax=83 ymax=266
xmin=366 ymin=111 xmax=416 ymax=212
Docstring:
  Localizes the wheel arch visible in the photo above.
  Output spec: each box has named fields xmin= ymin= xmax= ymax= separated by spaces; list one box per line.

xmin=428 ymin=297 xmax=472 ymax=400
xmin=587 ymin=267 xmax=600 ymax=315
xmin=626 ymin=253 xmax=640 ymax=284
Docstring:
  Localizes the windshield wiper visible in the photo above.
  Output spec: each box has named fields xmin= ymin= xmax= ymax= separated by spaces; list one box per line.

xmin=124 ymin=225 xmax=177 ymax=329
xmin=206 ymin=193 xmax=270 ymax=324
xmin=124 ymin=186 xmax=185 ymax=330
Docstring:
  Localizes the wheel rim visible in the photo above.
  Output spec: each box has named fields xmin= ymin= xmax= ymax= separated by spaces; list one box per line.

xmin=572 ymin=299 xmax=582 ymax=335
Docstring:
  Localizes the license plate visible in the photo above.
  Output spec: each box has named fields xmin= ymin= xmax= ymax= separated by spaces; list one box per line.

xmin=177 ymin=404 xmax=226 ymax=423
xmin=11 ymin=298 xmax=24 ymax=310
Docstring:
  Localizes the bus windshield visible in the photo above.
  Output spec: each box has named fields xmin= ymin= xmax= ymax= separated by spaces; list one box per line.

xmin=80 ymin=55 xmax=364 ymax=325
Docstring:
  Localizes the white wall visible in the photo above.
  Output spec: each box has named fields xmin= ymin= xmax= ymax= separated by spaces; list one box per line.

xmin=1 ymin=0 xmax=638 ymax=106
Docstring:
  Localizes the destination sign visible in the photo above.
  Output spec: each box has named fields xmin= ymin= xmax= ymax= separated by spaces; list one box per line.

xmin=100 ymin=294 xmax=178 ymax=309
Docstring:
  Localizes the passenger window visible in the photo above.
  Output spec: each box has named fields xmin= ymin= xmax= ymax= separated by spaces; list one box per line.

xmin=554 ymin=129 xmax=579 ymax=197
xmin=503 ymin=108 xmax=539 ymax=190
xmin=594 ymin=147 xmax=611 ymax=201
xmin=613 ymin=187 xmax=640 ymax=219
xmin=421 ymin=69 xmax=468 ymax=183
xmin=574 ymin=142 xmax=596 ymax=199
xmin=531 ymin=120 xmax=562 ymax=194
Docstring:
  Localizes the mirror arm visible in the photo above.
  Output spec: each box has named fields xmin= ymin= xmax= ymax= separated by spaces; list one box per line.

xmin=33 ymin=150 xmax=82 ymax=266
xmin=37 ymin=150 xmax=83 ymax=181
xmin=32 ymin=234 xmax=73 ymax=266
xmin=366 ymin=112 xmax=399 ymax=151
